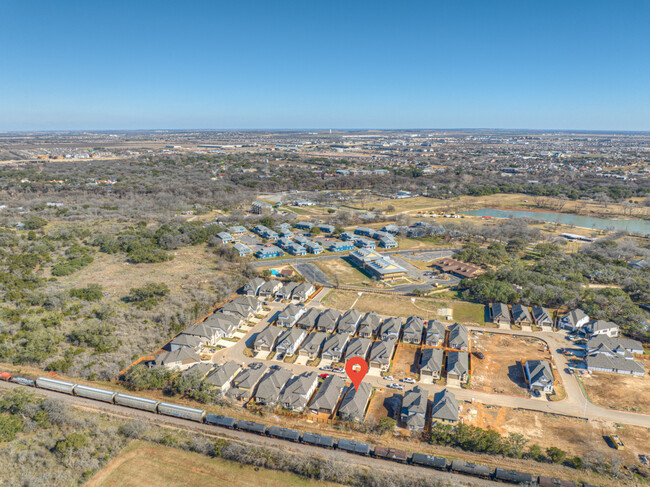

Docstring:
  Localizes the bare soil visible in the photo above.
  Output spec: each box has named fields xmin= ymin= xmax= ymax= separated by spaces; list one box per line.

xmin=366 ymin=389 xmax=402 ymax=424
xmin=462 ymin=402 xmax=650 ymax=468
xmin=391 ymin=344 xmax=420 ymax=380
xmin=470 ymin=333 xmax=552 ymax=396
xmin=581 ymin=357 xmax=650 ymax=414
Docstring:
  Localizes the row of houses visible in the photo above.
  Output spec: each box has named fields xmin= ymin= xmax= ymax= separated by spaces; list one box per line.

xmin=273 ymin=306 xmax=469 ymax=348
xmin=492 ymin=304 xmax=622 ymax=339
xmin=491 ymin=303 xmax=554 ymax=330
xmin=242 ymin=278 xmax=316 ymax=302
xmin=152 ymin=296 xmax=263 ymax=370
xmin=584 ymin=336 xmax=645 ymax=376
xmin=254 ymin=319 xmax=469 ymax=373
xmin=420 ymin=348 xmax=470 ymax=386
xmin=252 ymin=366 xmax=372 ymax=420
xmin=401 ymin=387 xmax=459 ymax=431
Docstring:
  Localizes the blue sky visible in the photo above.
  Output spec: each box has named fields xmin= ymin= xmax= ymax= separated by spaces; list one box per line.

xmin=1 ymin=1 xmax=649 ymax=131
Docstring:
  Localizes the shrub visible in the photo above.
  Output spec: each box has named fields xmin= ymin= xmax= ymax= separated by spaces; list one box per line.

xmin=0 ymin=413 xmax=24 ymax=442
xmin=54 ymin=432 xmax=88 ymax=455
xmin=70 ymin=284 xmax=103 ymax=301
xmin=23 ymin=217 xmax=48 ymax=230
xmin=124 ymin=282 xmax=170 ymax=309
xmin=122 ymin=364 xmax=171 ymax=390
xmin=127 ymin=247 xmax=172 ymax=264
xmin=547 ymin=446 xmax=567 ymax=464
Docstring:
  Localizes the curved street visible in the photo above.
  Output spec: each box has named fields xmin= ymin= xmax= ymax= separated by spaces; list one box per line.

xmin=216 ymin=293 xmax=650 ymax=428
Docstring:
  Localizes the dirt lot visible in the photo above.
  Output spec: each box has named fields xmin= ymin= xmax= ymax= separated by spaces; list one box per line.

xmin=87 ymin=440 xmax=343 ymax=487
xmin=366 ymin=388 xmax=402 ymax=424
xmin=462 ymin=402 xmax=650 ymax=468
xmin=581 ymin=358 xmax=650 ymax=414
xmin=470 ymin=333 xmax=552 ymax=396
xmin=321 ymin=290 xmax=485 ymax=324
xmin=391 ymin=344 xmax=420 ymax=380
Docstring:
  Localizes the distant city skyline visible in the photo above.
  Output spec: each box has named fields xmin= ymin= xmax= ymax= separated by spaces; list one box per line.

xmin=1 ymin=1 xmax=649 ymax=131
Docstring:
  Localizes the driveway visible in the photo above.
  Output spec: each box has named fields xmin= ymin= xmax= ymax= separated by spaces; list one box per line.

xmin=212 ymin=308 xmax=650 ymax=428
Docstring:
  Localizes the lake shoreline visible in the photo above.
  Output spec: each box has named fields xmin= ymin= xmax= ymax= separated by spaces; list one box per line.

xmin=461 ymin=208 xmax=650 ymax=235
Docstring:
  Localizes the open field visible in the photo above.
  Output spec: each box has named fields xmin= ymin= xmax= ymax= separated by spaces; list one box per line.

xmin=87 ymin=440 xmax=344 ymax=487
xmin=346 ymin=193 xmax=650 ymax=220
xmin=391 ymin=344 xmax=420 ymax=380
xmin=470 ymin=333 xmax=552 ymax=396
xmin=463 ymin=403 xmax=650 ymax=467
xmin=322 ymin=290 xmax=486 ymax=324
xmin=580 ymin=359 xmax=650 ymax=414
xmin=57 ymin=244 xmax=224 ymax=296
xmin=314 ymin=258 xmax=379 ymax=287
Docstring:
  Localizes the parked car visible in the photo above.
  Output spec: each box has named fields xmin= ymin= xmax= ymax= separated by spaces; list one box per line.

xmin=390 ymin=383 xmax=405 ymax=390
xmin=566 ymin=368 xmax=575 ymax=375
xmin=474 ymin=352 xmax=485 ymax=359
xmin=383 ymin=375 xmax=394 ymax=381
xmin=320 ymin=366 xmax=332 ymax=371
xmin=331 ymin=367 xmax=344 ymax=373
xmin=320 ymin=373 xmax=329 ymax=379
xmin=401 ymin=377 xmax=415 ymax=384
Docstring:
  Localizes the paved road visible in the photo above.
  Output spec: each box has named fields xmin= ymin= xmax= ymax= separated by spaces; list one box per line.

xmin=293 ymin=262 xmax=332 ymax=286
xmin=252 ymin=247 xmax=460 ymax=268
xmin=218 ymin=308 xmax=650 ymax=429
xmin=0 ymin=380 xmax=498 ymax=487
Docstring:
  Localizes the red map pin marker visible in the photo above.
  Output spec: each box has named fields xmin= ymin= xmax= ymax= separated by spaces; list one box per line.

xmin=345 ymin=357 xmax=368 ymax=391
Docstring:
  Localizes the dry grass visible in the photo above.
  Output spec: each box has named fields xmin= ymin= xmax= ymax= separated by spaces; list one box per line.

xmin=347 ymin=193 xmax=650 ymax=220
xmin=321 ymin=289 xmax=358 ymax=310
xmin=470 ymin=333 xmax=552 ymax=396
xmin=314 ymin=259 xmax=379 ymax=287
xmin=57 ymin=244 xmax=224 ymax=296
xmin=581 ymin=357 xmax=650 ymax=414
xmin=87 ymin=440 xmax=344 ymax=487
xmin=462 ymin=403 xmax=650 ymax=468
xmin=321 ymin=290 xmax=485 ymax=324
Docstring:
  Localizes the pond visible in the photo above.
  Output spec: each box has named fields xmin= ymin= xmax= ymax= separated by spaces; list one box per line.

xmin=461 ymin=208 xmax=650 ymax=235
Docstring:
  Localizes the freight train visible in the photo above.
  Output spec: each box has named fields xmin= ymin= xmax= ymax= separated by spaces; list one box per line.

xmin=1 ymin=373 xmax=591 ymax=487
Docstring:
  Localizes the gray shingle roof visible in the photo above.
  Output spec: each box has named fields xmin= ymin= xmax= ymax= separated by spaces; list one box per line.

xmin=338 ymin=383 xmax=372 ymax=422
xmin=420 ymin=348 xmax=444 ymax=375
xmin=345 ymin=337 xmax=372 ymax=361
xmin=279 ymin=372 xmax=318 ymax=410
xmin=525 ymin=360 xmax=553 ymax=388
xmin=205 ymin=361 xmax=241 ymax=388
xmin=446 ymin=351 xmax=469 ymax=376
xmin=430 ymin=389 xmax=458 ymax=422
xmin=448 ymin=323 xmax=468 ymax=350
xmin=255 ymin=367 xmax=293 ymax=404
xmin=309 ymin=375 xmax=346 ymax=412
